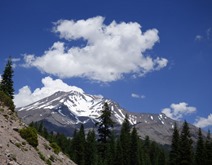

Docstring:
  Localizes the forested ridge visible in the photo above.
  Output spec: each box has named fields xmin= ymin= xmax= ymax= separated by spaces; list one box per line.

xmin=30 ymin=104 xmax=212 ymax=165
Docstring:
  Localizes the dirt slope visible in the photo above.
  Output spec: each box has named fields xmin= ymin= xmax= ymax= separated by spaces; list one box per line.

xmin=0 ymin=105 xmax=76 ymax=165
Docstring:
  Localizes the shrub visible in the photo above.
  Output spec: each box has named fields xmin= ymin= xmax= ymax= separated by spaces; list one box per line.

xmin=46 ymin=159 xmax=52 ymax=165
xmin=38 ymin=151 xmax=46 ymax=161
xmin=50 ymin=142 xmax=61 ymax=154
xmin=0 ymin=91 xmax=15 ymax=111
xmin=15 ymin=142 xmax=21 ymax=148
xmin=19 ymin=127 xmax=38 ymax=148
xmin=49 ymin=155 xmax=55 ymax=162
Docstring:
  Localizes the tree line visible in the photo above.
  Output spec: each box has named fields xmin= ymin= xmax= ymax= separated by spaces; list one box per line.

xmin=169 ymin=121 xmax=212 ymax=165
xmin=31 ymin=103 xmax=167 ymax=165
xmin=31 ymin=103 xmax=212 ymax=165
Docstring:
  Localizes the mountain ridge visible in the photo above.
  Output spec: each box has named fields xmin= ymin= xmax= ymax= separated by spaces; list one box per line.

xmin=16 ymin=90 xmax=204 ymax=145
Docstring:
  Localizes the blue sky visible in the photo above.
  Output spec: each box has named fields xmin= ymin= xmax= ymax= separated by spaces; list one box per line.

xmin=0 ymin=0 xmax=212 ymax=129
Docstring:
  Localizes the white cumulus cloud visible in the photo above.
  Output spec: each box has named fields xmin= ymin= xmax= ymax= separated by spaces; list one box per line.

xmin=14 ymin=76 xmax=83 ymax=108
xmin=162 ymin=102 xmax=196 ymax=120
xmin=194 ymin=114 xmax=212 ymax=128
xmin=23 ymin=16 xmax=168 ymax=82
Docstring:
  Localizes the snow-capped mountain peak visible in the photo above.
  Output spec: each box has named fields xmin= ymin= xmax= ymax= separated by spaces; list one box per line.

xmin=16 ymin=90 xmax=202 ymax=145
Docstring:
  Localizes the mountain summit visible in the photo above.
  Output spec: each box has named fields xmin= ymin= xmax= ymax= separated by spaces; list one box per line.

xmin=17 ymin=90 xmax=200 ymax=145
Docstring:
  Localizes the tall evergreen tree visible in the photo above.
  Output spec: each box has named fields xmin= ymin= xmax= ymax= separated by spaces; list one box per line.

xmin=179 ymin=121 xmax=193 ymax=165
xmin=195 ymin=128 xmax=205 ymax=165
xmin=169 ymin=122 xmax=180 ymax=165
xmin=85 ymin=129 xmax=98 ymax=165
xmin=0 ymin=57 xmax=14 ymax=99
xmin=158 ymin=149 xmax=166 ymax=165
xmin=120 ymin=114 xmax=131 ymax=165
xmin=114 ymin=138 xmax=124 ymax=165
xmin=96 ymin=102 xmax=114 ymax=160
xmin=70 ymin=129 xmax=78 ymax=161
xmin=105 ymin=132 xmax=116 ymax=165
xmin=77 ymin=124 xmax=86 ymax=165
xmin=143 ymin=136 xmax=151 ymax=165
xmin=130 ymin=127 xmax=140 ymax=165
xmin=205 ymin=130 xmax=212 ymax=165
xmin=71 ymin=125 xmax=86 ymax=165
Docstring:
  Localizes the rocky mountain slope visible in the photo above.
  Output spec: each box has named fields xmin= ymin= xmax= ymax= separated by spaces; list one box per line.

xmin=17 ymin=90 xmax=203 ymax=145
xmin=0 ymin=104 xmax=76 ymax=165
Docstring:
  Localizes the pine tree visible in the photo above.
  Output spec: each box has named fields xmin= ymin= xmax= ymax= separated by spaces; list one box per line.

xmin=76 ymin=124 xmax=86 ymax=165
xmin=96 ymin=102 xmax=114 ymax=160
xmin=105 ymin=132 xmax=116 ymax=165
xmin=0 ymin=57 xmax=14 ymax=100
xmin=120 ymin=114 xmax=131 ymax=165
xmin=149 ymin=141 xmax=159 ymax=165
xmin=205 ymin=130 xmax=212 ymax=164
xmin=114 ymin=138 xmax=124 ymax=165
xmin=179 ymin=121 xmax=193 ymax=165
xmin=143 ymin=136 xmax=151 ymax=165
xmin=130 ymin=127 xmax=140 ymax=165
xmin=85 ymin=129 xmax=98 ymax=165
xmin=169 ymin=122 xmax=180 ymax=165
xmin=70 ymin=129 xmax=78 ymax=161
xmin=70 ymin=125 xmax=86 ymax=165
xmin=158 ymin=149 xmax=166 ymax=165
xmin=195 ymin=128 xmax=205 ymax=165
xmin=138 ymin=139 xmax=145 ymax=165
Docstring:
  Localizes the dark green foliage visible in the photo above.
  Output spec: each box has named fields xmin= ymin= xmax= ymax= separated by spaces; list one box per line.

xmin=38 ymin=151 xmax=46 ymax=161
xmin=105 ymin=132 xmax=116 ymax=165
xmin=195 ymin=128 xmax=205 ymax=165
xmin=0 ymin=57 xmax=14 ymax=100
xmin=169 ymin=123 xmax=180 ymax=165
xmin=130 ymin=127 xmax=140 ymax=165
xmin=114 ymin=138 xmax=123 ymax=165
xmin=72 ymin=124 xmax=86 ymax=165
xmin=50 ymin=142 xmax=61 ymax=154
xmin=169 ymin=122 xmax=212 ymax=165
xmin=179 ymin=121 xmax=193 ymax=165
xmin=96 ymin=102 xmax=114 ymax=143
xmin=143 ymin=136 xmax=151 ymax=164
xmin=119 ymin=115 xmax=131 ymax=165
xmin=205 ymin=130 xmax=212 ymax=165
xmin=0 ymin=90 xmax=15 ymax=111
xmin=19 ymin=126 xmax=38 ymax=148
xmin=30 ymin=120 xmax=170 ymax=165
xmin=0 ymin=91 xmax=15 ymax=112
xmin=46 ymin=159 xmax=52 ymax=165
xmin=85 ymin=130 xmax=98 ymax=165
xmin=96 ymin=102 xmax=114 ymax=160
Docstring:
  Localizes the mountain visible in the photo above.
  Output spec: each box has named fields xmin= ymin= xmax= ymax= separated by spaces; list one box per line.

xmin=0 ymin=103 xmax=76 ymax=165
xmin=16 ymin=90 xmax=202 ymax=145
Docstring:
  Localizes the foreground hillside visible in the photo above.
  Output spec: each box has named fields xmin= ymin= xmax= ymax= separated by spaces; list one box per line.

xmin=0 ymin=104 xmax=76 ymax=165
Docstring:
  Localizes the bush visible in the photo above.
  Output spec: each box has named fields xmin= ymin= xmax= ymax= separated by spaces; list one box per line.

xmin=46 ymin=159 xmax=52 ymax=165
xmin=50 ymin=142 xmax=61 ymax=154
xmin=0 ymin=91 xmax=15 ymax=111
xmin=19 ymin=127 xmax=38 ymax=148
xmin=38 ymin=151 xmax=46 ymax=161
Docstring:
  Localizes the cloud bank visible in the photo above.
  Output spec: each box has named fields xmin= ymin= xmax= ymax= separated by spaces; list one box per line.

xmin=23 ymin=16 xmax=168 ymax=82
xmin=194 ymin=114 xmax=212 ymax=128
xmin=14 ymin=76 xmax=83 ymax=108
xmin=162 ymin=102 xmax=196 ymax=120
